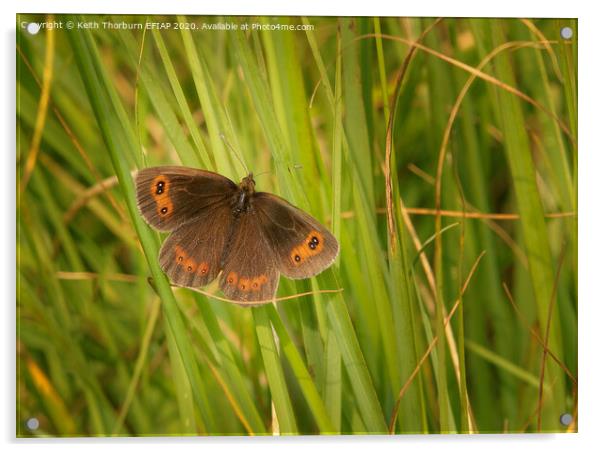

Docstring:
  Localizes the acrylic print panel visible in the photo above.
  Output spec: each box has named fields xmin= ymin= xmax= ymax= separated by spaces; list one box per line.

xmin=16 ymin=14 xmax=577 ymax=436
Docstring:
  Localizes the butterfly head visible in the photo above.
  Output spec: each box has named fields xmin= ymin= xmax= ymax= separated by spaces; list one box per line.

xmin=240 ymin=173 xmax=256 ymax=194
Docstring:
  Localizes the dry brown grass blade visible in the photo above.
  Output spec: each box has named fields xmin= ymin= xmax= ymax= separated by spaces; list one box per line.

xmin=537 ymin=244 xmax=567 ymax=431
xmin=178 ymin=286 xmax=344 ymax=306
xmin=56 ymin=271 xmax=140 ymax=283
xmin=362 ymin=34 xmax=574 ymax=142
xmin=388 ymin=250 xmax=487 ymax=433
xmin=399 ymin=194 xmax=479 ymax=432
xmin=403 ymin=207 xmax=576 ymax=221
xmin=434 ymin=40 xmax=561 ymax=239
xmin=343 ymin=203 xmax=569 ymax=270
xmin=519 ymin=375 xmax=559 ymax=432
xmin=398 ymin=199 xmax=467 ymax=426
xmin=64 ymin=175 xmax=120 ymax=223
xmin=481 ymin=215 xmax=529 ymax=269
xmin=17 ymin=43 xmax=127 ymax=222
xmin=429 ymin=42 xmax=565 ymax=341
xmin=63 ymin=168 xmax=139 ymax=225
xmin=25 ymin=353 xmax=76 ymax=434
xmin=568 ymin=389 xmax=578 ymax=432
xmin=111 ymin=296 xmax=161 ymax=435
xmin=502 ymin=283 xmax=576 ymax=385
xmin=20 ymin=16 xmax=55 ymax=193
xmin=341 ymin=206 xmax=575 ymax=221
xmin=407 ymin=163 xmax=436 ymax=185
xmin=398 ymin=197 xmax=436 ymax=314
xmin=451 ymin=130 xmax=476 ymax=433
xmin=519 ymin=19 xmax=564 ymax=82
xmin=384 ymin=18 xmax=443 ymax=253
xmin=40 ymin=153 xmax=138 ymax=251
xmin=205 ymin=358 xmax=256 ymax=435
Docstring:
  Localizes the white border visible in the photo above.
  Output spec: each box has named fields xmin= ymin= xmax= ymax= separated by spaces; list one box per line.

xmin=4 ymin=1 xmax=600 ymax=452
xmin=9 ymin=0 xmax=581 ymax=17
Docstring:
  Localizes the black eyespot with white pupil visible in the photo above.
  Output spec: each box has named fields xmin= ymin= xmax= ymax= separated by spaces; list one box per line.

xmin=156 ymin=181 xmax=165 ymax=195
xmin=294 ymin=254 xmax=301 ymax=262
xmin=308 ymin=236 xmax=319 ymax=250
xmin=161 ymin=207 xmax=168 ymax=214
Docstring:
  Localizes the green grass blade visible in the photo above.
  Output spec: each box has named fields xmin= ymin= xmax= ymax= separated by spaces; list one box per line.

xmin=151 ymin=28 xmax=213 ymax=169
xmin=66 ymin=16 xmax=218 ymax=433
xmin=490 ymin=20 xmax=566 ymax=428
xmin=253 ymin=307 xmax=298 ymax=434
xmin=326 ymin=293 xmax=387 ymax=432
xmin=268 ymin=305 xmax=335 ymax=433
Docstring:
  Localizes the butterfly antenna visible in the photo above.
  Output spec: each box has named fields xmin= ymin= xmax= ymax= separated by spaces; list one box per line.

xmin=253 ymin=170 xmax=272 ymax=179
xmin=288 ymin=163 xmax=303 ymax=173
xmin=220 ymin=133 xmax=249 ymax=175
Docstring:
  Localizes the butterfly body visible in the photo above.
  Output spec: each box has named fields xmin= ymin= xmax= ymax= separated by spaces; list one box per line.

xmin=231 ymin=174 xmax=255 ymax=216
xmin=135 ymin=166 xmax=339 ymax=303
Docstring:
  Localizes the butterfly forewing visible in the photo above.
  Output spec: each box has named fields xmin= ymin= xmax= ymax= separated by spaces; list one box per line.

xmin=218 ymin=212 xmax=280 ymax=302
xmin=254 ymin=192 xmax=339 ymax=279
xmin=135 ymin=166 xmax=237 ymax=231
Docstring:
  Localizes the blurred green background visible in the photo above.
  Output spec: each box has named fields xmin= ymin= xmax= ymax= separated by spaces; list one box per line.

xmin=16 ymin=14 xmax=577 ymax=436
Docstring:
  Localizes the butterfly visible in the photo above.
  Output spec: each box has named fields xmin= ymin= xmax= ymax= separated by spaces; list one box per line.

xmin=135 ymin=166 xmax=339 ymax=303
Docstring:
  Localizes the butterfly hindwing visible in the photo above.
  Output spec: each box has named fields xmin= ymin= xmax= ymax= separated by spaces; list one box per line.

xmin=159 ymin=203 xmax=233 ymax=288
xmin=135 ymin=166 xmax=237 ymax=231
xmin=218 ymin=212 xmax=279 ymax=302
xmin=254 ymin=192 xmax=339 ymax=279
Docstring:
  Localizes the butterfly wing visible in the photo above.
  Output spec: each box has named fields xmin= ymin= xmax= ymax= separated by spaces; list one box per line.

xmin=159 ymin=203 xmax=234 ymax=288
xmin=253 ymin=192 xmax=339 ymax=279
xmin=218 ymin=212 xmax=279 ymax=302
xmin=135 ymin=166 xmax=237 ymax=231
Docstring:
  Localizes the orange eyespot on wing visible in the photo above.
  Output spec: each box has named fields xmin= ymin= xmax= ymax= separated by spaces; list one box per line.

xmin=221 ymin=271 xmax=274 ymax=300
xmin=238 ymin=277 xmax=251 ymax=292
xmin=250 ymin=275 xmax=269 ymax=292
xmin=218 ymin=212 xmax=279 ymax=302
xmin=158 ymin=204 xmax=233 ymax=288
xmin=135 ymin=166 xmax=237 ymax=232
xmin=226 ymin=272 xmax=239 ymax=285
xmin=174 ymin=245 xmax=209 ymax=275
xmin=253 ymin=193 xmax=339 ymax=279
xmin=289 ymin=231 xmax=325 ymax=265
xmin=225 ymin=271 xmax=269 ymax=294
xmin=151 ymin=175 xmax=174 ymax=218
xmin=197 ymin=261 xmax=209 ymax=275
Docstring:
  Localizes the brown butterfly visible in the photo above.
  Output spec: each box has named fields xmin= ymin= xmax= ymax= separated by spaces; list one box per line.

xmin=135 ymin=166 xmax=339 ymax=303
